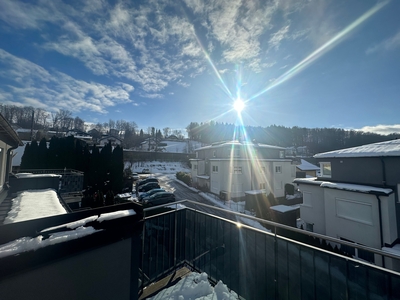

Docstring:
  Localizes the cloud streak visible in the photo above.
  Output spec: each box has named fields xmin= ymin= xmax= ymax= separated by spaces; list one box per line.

xmin=0 ymin=49 xmax=132 ymax=114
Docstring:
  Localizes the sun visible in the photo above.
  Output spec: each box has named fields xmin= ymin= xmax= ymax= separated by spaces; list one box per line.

xmin=233 ymin=98 xmax=245 ymax=113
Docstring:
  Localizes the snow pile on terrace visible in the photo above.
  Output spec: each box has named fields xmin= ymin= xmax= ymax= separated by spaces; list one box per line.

xmin=4 ymin=189 xmax=67 ymax=224
xmin=0 ymin=227 xmax=99 ymax=259
xmin=0 ymin=209 xmax=136 ymax=259
xmin=314 ymin=139 xmax=400 ymax=158
xmin=150 ymin=272 xmax=238 ymax=300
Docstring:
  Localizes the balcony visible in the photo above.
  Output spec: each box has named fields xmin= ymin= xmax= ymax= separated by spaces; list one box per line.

xmin=0 ymin=198 xmax=399 ymax=299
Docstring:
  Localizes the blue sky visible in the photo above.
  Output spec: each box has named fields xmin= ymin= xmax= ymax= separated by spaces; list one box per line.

xmin=0 ymin=0 xmax=399 ymax=135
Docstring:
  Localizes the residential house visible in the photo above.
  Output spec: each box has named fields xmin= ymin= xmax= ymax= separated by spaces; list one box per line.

xmin=294 ymin=139 xmax=400 ymax=270
xmin=190 ymin=141 xmax=296 ymax=200
xmin=0 ymin=113 xmax=23 ymax=202
xmin=98 ymin=135 xmax=122 ymax=147
xmin=296 ymin=158 xmax=320 ymax=177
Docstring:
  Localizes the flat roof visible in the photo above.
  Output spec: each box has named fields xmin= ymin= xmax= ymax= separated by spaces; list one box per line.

xmin=314 ymin=139 xmax=400 ymax=158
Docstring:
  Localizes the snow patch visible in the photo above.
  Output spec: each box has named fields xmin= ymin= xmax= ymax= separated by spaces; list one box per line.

xmin=149 ymin=272 xmax=238 ymax=299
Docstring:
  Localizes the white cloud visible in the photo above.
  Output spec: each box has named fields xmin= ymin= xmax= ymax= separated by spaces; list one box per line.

xmin=357 ymin=124 xmax=400 ymax=135
xmin=268 ymin=25 xmax=290 ymax=51
xmin=0 ymin=49 xmax=132 ymax=114
xmin=366 ymin=30 xmax=400 ymax=54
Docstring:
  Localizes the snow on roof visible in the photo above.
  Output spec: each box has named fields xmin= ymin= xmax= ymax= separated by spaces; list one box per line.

xmin=195 ymin=141 xmax=285 ymax=151
xmin=293 ymin=177 xmax=324 ymax=185
xmin=294 ymin=178 xmax=393 ymax=195
xmin=4 ymin=189 xmax=67 ymax=224
xmin=297 ymin=159 xmax=319 ymax=171
xmin=245 ymin=189 xmax=267 ymax=195
xmin=197 ymin=175 xmax=210 ymax=179
xmin=320 ymin=182 xmax=393 ymax=195
xmin=314 ymin=139 xmax=400 ymax=158
xmin=270 ymin=204 xmax=300 ymax=213
xmin=15 ymin=173 xmax=61 ymax=178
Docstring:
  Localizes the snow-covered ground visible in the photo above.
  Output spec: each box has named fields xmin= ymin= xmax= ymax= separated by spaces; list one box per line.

xmin=149 ymin=272 xmax=238 ymax=300
xmin=126 ymin=161 xmax=191 ymax=174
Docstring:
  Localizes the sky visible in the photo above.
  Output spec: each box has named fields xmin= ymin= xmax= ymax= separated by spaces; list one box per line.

xmin=0 ymin=0 xmax=400 ymax=135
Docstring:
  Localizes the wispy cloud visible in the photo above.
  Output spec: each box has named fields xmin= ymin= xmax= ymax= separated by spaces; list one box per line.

xmin=0 ymin=49 xmax=132 ymax=114
xmin=366 ymin=30 xmax=400 ymax=54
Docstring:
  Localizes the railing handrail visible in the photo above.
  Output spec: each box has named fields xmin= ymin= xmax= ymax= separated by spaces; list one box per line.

xmin=143 ymin=199 xmax=400 ymax=262
xmin=18 ymin=169 xmax=84 ymax=175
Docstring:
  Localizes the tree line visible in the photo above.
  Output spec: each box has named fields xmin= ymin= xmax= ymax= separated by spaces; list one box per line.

xmin=20 ymin=136 xmax=124 ymax=194
xmin=186 ymin=121 xmax=400 ymax=155
xmin=0 ymin=104 xmax=186 ymax=149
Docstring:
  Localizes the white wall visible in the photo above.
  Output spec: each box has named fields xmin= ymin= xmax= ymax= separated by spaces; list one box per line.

xmin=324 ymin=188 xmax=382 ymax=249
xmin=298 ymin=184 xmax=326 ymax=234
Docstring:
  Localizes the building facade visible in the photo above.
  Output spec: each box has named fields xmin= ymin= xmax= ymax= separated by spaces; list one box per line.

xmin=190 ymin=141 xmax=296 ymax=200
xmin=294 ymin=139 xmax=400 ymax=270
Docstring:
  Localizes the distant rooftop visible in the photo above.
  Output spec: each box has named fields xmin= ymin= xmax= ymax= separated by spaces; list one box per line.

xmin=296 ymin=159 xmax=319 ymax=171
xmin=314 ymin=139 xmax=400 ymax=158
xmin=195 ymin=140 xmax=285 ymax=151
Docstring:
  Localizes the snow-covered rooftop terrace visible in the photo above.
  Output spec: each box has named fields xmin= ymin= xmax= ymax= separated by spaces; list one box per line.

xmin=4 ymin=189 xmax=67 ymax=224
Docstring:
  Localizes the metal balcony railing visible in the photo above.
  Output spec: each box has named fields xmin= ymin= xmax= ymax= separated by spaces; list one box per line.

xmin=140 ymin=200 xmax=400 ymax=299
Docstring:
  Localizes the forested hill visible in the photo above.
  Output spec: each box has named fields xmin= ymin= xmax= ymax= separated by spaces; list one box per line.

xmin=186 ymin=122 xmax=400 ymax=155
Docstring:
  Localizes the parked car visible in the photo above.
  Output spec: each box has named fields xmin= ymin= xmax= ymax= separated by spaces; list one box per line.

xmin=142 ymin=168 xmax=150 ymax=174
xmin=143 ymin=192 xmax=176 ymax=207
xmin=135 ymin=177 xmax=159 ymax=190
xmin=138 ymin=188 xmax=166 ymax=202
xmin=138 ymin=182 xmax=161 ymax=193
xmin=131 ymin=172 xmax=140 ymax=181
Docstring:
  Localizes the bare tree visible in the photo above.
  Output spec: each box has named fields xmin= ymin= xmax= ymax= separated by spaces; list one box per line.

xmin=163 ymin=127 xmax=171 ymax=138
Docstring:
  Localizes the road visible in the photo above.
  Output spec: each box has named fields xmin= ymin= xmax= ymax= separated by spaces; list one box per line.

xmin=155 ymin=174 xmax=240 ymax=222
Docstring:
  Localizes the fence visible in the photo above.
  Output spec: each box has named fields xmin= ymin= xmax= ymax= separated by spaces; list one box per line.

xmin=141 ymin=201 xmax=400 ymax=299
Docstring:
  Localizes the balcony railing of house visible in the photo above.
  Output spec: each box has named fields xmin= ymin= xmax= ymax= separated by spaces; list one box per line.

xmin=140 ymin=201 xmax=400 ymax=299
xmin=16 ymin=168 xmax=84 ymax=193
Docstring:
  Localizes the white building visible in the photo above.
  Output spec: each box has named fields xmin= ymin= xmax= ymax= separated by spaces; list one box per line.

xmin=190 ymin=141 xmax=296 ymax=200
xmin=294 ymin=139 xmax=400 ymax=270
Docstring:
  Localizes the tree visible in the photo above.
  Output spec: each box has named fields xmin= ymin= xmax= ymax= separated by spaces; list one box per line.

xmin=74 ymin=117 xmax=85 ymax=131
xmin=110 ymin=145 xmax=124 ymax=193
xmin=163 ymin=127 xmax=171 ymax=138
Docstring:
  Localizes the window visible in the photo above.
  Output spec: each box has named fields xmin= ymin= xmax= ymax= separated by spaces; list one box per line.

xmin=232 ymin=166 xmax=242 ymax=174
xmin=212 ymin=165 xmax=218 ymax=173
xmin=213 ymin=150 xmax=216 ymax=157
xmin=305 ymin=222 xmax=314 ymax=232
xmin=275 ymin=166 xmax=282 ymax=173
xmin=279 ymin=151 xmax=284 ymax=158
xmin=260 ymin=183 xmax=266 ymax=189
xmin=193 ymin=164 xmax=197 ymax=170
xmin=260 ymin=166 xmax=265 ymax=173
xmin=196 ymin=152 xmax=198 ymax=158
xmin=320 ymin=162 xmax=331 ymax=178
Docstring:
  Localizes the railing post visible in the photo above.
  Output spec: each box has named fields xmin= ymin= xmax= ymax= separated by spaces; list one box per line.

xmin=174 ymin=204 xmax=178 ymax=270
